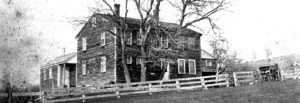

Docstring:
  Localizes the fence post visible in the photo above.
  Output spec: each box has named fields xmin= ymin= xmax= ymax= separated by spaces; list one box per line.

xmin=81 ymin=89 xmax=85 ymax=103
xmin=233 ymin=72 xmax=238 ymax=87
xmin=249 ymin=72 xmax=254 ymax=85
xmin=225 ymin=74 xmax=230 ymax=87
xmin=42 ymin=92 xmax=47 ymax=103
xmin=7 ymin=82 xmax=12 ymax=103
xmin=148 ymin=83 xmax=152 ymax=95
xmin=115 ymin=87 xmax=120 ymax=98
xmin=176 ymin=80 xmax=180 ymax=92
xmin=200 ymin=78 xmax=207 ymax=90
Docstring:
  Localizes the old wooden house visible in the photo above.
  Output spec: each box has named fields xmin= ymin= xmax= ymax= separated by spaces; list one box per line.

xmin=75 ymin=4 xmax=217 ymax=87
xmin=40 ymin=52 xmax=77 ymax=91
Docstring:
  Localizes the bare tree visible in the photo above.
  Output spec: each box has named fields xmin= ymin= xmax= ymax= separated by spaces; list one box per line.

xmin=209 ymin=34 xmax=229 ymax=74
xmin=265 ymin=48 xmax=272 ymax=62
xmin=134 ymin=0 xmax=228 ymax=81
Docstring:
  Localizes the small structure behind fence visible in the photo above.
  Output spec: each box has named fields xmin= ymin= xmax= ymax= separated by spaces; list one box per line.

xmin=233 ymin=71 xmax=254 ymax=87
xmin=43 ymin=74 xmax=229 ymax=103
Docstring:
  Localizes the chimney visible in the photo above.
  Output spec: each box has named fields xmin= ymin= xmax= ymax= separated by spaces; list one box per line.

xmin=114 ymin=4 xmax=120 ymax=17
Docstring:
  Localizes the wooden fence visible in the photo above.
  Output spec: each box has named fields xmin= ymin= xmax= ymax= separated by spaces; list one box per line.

xmin=281 ymin=69 xmax=300 ymax=80
xmin=0 ymin=92 xmax=41 ymax=97
xmin=233 ymin=71 xmax=254 ymax=87
xmin=43 ymin=74 xmax=229 ymax=103
xmin=0 ymin=92 xmax=41 ymax=103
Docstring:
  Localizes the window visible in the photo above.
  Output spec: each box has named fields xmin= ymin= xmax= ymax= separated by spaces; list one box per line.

xmin=126 ymin=32 xmax=132 ymax=45
xmin=82 ymin=60 xmax=87 ymax=75
xmin=206 ymin=60 xmax=212 ymax=66
xmin=188 ymin=38 xmax=195 ymax=49
xmin=137 ymin=31 xmax=142 ymax=45
xmin=100 ymin=56 xmax=106 ymax=72
xmin=160 ymin=35 xmax=168 ymax=48
xmin=43 ymin=69 xmax=46 ymax=80
xmin=100 ymin=32 xmax=106 ymax=46
xmin=136 ymin=57 xmax=142 ymax=64
xmin=49 ymin=68 xmax=52 ymax=79
xmin=126 ymin=56 xmax=132 ymax=64
xmin=178 ymin=59 xmax=186 ymax=74
xmin=91 ymin=17 xmax=97 ymax=28
xmin=82 ymin=37 xmax=87 ymax=51
xmin=88 ymin=58 xmax=97 ymax=74
xmin=177 ymin=37 xmax=184 ymax=49
xmin=189 ymin=59 xmax=196 ymax=74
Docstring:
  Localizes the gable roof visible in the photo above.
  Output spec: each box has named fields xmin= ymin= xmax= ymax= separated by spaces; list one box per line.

xmin=41 ymin=52 xmax=77 ymax=69
xmin=75 ymin=13 xmax=202 ymax=38
xmin=201 ymin=49 xmax=215 ymax=59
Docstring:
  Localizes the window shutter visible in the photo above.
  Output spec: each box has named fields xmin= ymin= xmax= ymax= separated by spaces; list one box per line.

xmin=82 ymin=63 xmax=86 ymax=75
xmin=101 ymin=32 xmax=106 ymax=46
xmin=82 ymin=37 xmax=87 ymax=51
xmin=49 ymin=68 xmax=52 ymax=79
xmin=101 ymin=56 xmax=106 ymax=72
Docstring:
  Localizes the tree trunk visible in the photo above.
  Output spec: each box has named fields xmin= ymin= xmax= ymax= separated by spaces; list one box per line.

xmin=140 ymin=47 xmax=146 ymax=82
xmin=120 ymin=32 xmax=131 ymax=84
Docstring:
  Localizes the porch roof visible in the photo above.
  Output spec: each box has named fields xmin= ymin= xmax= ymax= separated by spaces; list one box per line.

xmin=41 ymin=52 xmax=77 ymax=69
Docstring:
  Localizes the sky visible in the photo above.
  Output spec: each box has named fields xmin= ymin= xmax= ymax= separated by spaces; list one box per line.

xmin=1 ymin=0 xmax=300 ymax=85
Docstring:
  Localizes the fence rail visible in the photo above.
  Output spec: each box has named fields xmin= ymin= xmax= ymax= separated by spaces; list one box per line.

xmin=44 ymin=74 xmax=229 ymax=103
xmin=233 ymin=71 xmax=254 ymax=87
xmin=0 ymin=92 xmax=41 ymax=97
xmin=281 ymin=69 xmax=300 ymax=80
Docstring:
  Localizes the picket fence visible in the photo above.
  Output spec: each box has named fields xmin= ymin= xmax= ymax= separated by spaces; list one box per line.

xmin=43 ymin=74 xmax=229 ymax=103
xmin=233 ymin=71 xmax=254 ymax=87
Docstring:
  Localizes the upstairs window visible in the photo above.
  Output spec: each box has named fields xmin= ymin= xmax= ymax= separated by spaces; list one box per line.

xmin=100 ymin=32 xmax=106 ymax=46
xmin=100 ymin=56 xmax=107 ymax=72
xmin=177 ymin=37 xmax=185 ymax=49
xmin=88 ymin=58 xmax=97 ymax=74
xmin=137 ymin=31 xmax=142 ymax=46
xmin=91 ymin=17 xmax=97 ymax=28
xmin=206 ymin=60 xmax=212 ymax=67
xmin=82 ymin=60 xmax=87 ymax=75
xmin=126 ymin=56 xmax=132 ymax=64
xmin=136 ymin=57 xmax=142 ymax=64
xmin=82 ymin=37 xmax=87 ymax=51
xmin=188 ymin=38 xmax=195 ymax=50
xmin=126 ymin=32 xmax=132 ymax=45
xmin=178 ymin=59 xmax=186 ymax=74
xmin=189 ymin=59 xmax=196 ymax=74
xmin=161 ymin=35 xmax=169 ymax=48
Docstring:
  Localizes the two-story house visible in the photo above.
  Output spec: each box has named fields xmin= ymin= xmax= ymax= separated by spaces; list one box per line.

xmin=75 ymin=4 xmax=217 ymax=87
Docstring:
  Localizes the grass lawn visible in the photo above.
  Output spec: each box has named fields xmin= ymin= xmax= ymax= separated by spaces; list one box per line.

xmin=68 ymin=80 xmax=300 ymax=103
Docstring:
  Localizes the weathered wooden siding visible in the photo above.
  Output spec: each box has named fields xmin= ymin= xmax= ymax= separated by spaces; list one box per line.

xmin=200 ymin=58 xmax=217 ymax=73
xmin=77 ymin=19 xmax=117 ymax=86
